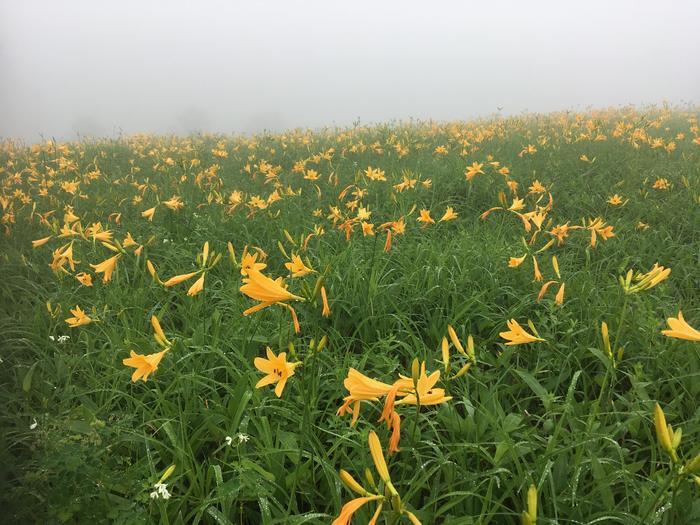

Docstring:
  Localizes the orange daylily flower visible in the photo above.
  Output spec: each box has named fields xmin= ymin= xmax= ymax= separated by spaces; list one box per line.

xmin=65 ymin=305 xmax=92 ymax=327
xmin=285 ymin=254 xmax=314 ymax=278
xmin=254 ymin=347 xmax=301 ymax=397
xmin=661 ymin=311 xmax=700 ymax=342
xmin=75 ymin=272 xmax=93 ymax=287
xmin=321 ymin=286 xmax=331 ymax=317
xmin=122 ymin=348 xmax=169 ymax=382
xmin=417 ymin=209 xmax=435 ymax=225
xmin=439 ymin=206 xmax=458 ymax=222
xmin=499 ymin=319 xmax=545 ymax=345
xmin=163 ymin=271 xmax=199 ymax=287
xmin=90 ymin=254 xmax=120 ymax=283
xmin=32 ymin=235 xmax=52 ymax=248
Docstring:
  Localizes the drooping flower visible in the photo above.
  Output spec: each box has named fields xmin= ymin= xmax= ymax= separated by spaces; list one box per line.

xmin=532 ymin=256 xmax=543 ymax=281
xmin=499 ymin=319 xmax=545 ymax=345
xmin=537 ymin=280 xmax=558 ymax=301
xmin=32 ymin=235 xmax=52 ymax=248
xmin=90 ymin=254 xmax=121 ymax=283
xmin=509 ymin=255 xmax=527 ymax=268
xmin=555 ymin=282 xmax=565 ymax=306
xmin=661 ymin=311 xmax=700 ymax=342
xmin=141 ymin=206 xmax=156 ymax=221
xmin=240 ymin=268 xmax=303 ymax=315
xmin=163 ymin=271 xmax=199 ymax=287
xmin=187 ymin=273 xmax=205 ymax=296
xmin=254 ymin=347 xmax=301 ymax=397
xmin=337 ymin=369 xmax=395 ymax=425
xmin=332 ymin=496 xmax=383 ymax=525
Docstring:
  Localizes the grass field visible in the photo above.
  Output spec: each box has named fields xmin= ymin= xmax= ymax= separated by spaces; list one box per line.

xmin=1 ymin=105 xmax=699 ymax=524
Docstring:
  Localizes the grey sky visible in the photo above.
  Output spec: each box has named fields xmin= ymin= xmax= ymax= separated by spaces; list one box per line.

xmin=1 ymin=0 xmax=699 ymax=142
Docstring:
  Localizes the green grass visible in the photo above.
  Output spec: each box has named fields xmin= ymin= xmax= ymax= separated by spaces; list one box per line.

xmin=1 ymin=105 xmax=699 ymax=524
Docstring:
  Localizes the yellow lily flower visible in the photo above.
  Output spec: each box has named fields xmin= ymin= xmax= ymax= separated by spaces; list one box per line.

xmin=187 ymin=273 xmax=205 ymax=296
xmin=240 ymin=268 xmax=303 ymax=315
xmin=439 ymin=206 xmax=458 ymax=222
xmin=32 ymin=235 xmax=52 ymax=248
xmin=65 ymin=305 xmax=92 ymax=327
xmin=90 ymin=254 xmax=120 ymax=283
xmin=500 ymin=319 xmax=545 ymax=345
xmin=661 ymin=311 xmax=700 ymax=342
xmin=122 ymin=348 xmax=169 ymax=382
xmin=320 ymin=286 xmax=331 ymax=317
xmin=254 ymin=347 xmax=300 ymax=397
xmin=509 ymin=254 xmax=527 ymax=268
xmin=163 ymin=271 xmax=198 ymax=287
xmin=284 ymin=254 xmax=313 ymax=278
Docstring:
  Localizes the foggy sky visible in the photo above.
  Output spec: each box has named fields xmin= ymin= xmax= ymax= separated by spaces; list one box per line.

xmin=1 ymin=0 xmax=699 ymax=143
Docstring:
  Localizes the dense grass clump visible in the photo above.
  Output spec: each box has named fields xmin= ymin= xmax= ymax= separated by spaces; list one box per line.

xmin=1 ymin=105 xmax=699 ymax=524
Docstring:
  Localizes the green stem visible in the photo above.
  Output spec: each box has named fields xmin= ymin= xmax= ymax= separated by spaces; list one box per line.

xmin=611 ymin=293 xmax=630 ymax=363
xmin=638 ymin=471 xmax=677 ymax=524
xmin=285 ymin=368 xmax=310 ymax=516
xmin=411 ymin=382 xmax=421 ymax=445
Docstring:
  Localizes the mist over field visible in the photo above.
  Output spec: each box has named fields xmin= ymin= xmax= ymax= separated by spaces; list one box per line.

xmin=1 ymin=0 xmax=699 ymax=143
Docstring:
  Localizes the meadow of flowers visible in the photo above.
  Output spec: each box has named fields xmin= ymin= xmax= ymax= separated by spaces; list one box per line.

xmin=1 ymin=105 xmax=699 ymax=524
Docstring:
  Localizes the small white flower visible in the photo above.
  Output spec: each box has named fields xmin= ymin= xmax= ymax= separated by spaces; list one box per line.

xmin=225 ymin=433 xmax=249 ymax=447
xmin=49 ymin=336 xmax=55 ymax=341
xmin=57 ymin=335 xmax=70 ymax=344
xmin=30 ymin=418 xmax=38 ymax=430
xmin=150 ymin=482 xmax=171 ymax=500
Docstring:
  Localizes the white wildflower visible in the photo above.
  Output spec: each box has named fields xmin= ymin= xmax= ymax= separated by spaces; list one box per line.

xmin=150 ymin=482 xmax=171 ymax=500
xmin=224 ymin=433 xmax=249 ymax=447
